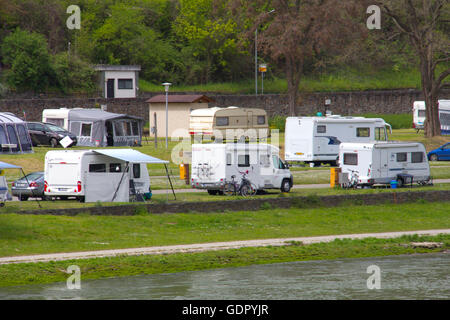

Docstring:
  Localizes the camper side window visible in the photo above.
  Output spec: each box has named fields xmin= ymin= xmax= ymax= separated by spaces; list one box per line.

xmin=110 ymin=163 xmax=122 ymax=173
xmin=411 ymin=152 xmax=424 ymax=163
xmin=356 ymin=128 xmax=370 ymax=137
xmin=81 ymin=123 xmax=92 ymax=137
xmin=89 ymin=164 xmax=106 ymax=173
xmin=343 ymin=153 xmax=358 ymax=165
xmin=396 ymin=153 xmax=407 ymax=162
xmin=216 ymin=117 xmax=229 ymax=126
xmin=238 ymin=155 xmax=250 ymax=167
xmin=226 ymin=153 xmax=232 ymax=166
xmin=133 ymin=163 xmax=141 ymax=178
xmin=317 ymin=125 xmax=326 ymax=133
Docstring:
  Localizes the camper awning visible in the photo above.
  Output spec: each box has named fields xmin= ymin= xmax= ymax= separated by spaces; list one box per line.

xmin=92 ymin=149 xmax=169 ymax=164
xmin=0 ymin=161 xmax=21 ymax=169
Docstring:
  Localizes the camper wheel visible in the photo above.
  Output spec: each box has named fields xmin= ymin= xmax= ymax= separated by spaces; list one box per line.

xmin=281 ymin=179 xmax=292 ymax=193
xmin=19 ymin=195 xmax=29 ymax=201
xmin=77 ymin=196 xmax=85 ymax=203
xmin=207 ymin=190 xmax=218 ymax=195
xmin=396 ymin=177 xmax=404 ymax=188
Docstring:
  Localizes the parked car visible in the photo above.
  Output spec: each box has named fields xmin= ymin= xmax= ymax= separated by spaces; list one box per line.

xmin=27 ymin=122 xmax=77 ymax=147
xmin=428 ymin=142 xmax=450 ymax=161
xmin=11 ymin=171 xmax=46 ymax=201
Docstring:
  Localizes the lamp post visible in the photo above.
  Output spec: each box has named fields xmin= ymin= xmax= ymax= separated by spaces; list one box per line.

xmin=255 ymin=9 xmax=275 ymax=96
xmin=162 ymin=82 xmax=172 ymax=149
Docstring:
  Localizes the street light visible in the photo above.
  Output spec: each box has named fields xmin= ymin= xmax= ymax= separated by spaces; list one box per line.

xmin=162 ymin=82 xmax=172 ymax=149
xmin=255 ymin=9 xmax=275 ymax=96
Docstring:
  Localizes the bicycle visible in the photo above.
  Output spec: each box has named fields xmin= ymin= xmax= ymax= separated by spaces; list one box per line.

xmin=224 ymin=171 xmax=257 ymax=197
xmin=341 ymin=169 xmax=359 ymax=189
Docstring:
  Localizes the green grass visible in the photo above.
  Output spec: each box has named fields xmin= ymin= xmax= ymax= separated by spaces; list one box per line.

xmin=0 ymin=234 xmax=448 ymax=287
xmin=0 ymin=201 xmax=449 ymax=258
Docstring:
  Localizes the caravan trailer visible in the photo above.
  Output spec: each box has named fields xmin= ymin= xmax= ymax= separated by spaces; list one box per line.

xmin=285 ymin=116 xmax=392 ymax=166
xmin=339 ymin=142 xmax=430 ymax=187
xmin=189 ymin=107 xmax=269 ymax=140
xmin=44 ymin=149 xmax=153 ymax=202
xmin=412 ymin=100 xmax=450 ymax=134
xmin=191 ymin=143 xmax=293 ymax=194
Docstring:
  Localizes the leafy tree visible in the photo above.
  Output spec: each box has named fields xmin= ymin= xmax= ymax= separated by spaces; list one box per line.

xmin=1 ymin=29 xmax=55 ymax=92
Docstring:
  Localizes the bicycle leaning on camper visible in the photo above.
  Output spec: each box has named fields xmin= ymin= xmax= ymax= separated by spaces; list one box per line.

xmin=224 ymin=171 xmax=257 ymax=197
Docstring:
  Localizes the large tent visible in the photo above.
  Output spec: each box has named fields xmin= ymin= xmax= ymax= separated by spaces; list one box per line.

xmin=0 ymin=112 xmax=33 ymax=154
xmin=66 ymin=109 xmax=144 ymax=147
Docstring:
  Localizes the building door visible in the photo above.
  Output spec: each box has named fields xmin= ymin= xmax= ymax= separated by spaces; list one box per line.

xmin=107 ymin=79 xmax=115 ymax=98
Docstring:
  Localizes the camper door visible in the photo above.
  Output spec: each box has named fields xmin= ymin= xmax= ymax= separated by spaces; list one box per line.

xmin=380 ymin=149 xmax=390 ymax=178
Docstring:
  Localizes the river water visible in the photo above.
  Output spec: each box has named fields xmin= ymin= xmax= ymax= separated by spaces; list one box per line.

xmin=0 ymin=253 xmax=448 ymax=300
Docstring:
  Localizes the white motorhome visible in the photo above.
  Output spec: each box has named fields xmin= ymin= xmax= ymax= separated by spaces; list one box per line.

xmin=339 ymin=142 xmax=430 ymax=187
xmin=191 ymin=143 xmax=293 ymax=194
xmin=285 ymin=116 xmax=392 ymax=166
xmin=412 ymin=100 xmax=450 ymax=134
xmin=44 ymin=149 xmax=164 ymax=202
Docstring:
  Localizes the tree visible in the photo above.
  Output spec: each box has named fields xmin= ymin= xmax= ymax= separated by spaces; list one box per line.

xmin=379 ymin=0 xmax=450 ymax=137
xmin=1 ymin=29 xmax=55 ymax=92
xmin=231 ymin=0 xmax=365 ymax=115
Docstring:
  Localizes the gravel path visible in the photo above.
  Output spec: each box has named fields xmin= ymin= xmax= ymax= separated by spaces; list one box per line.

xmin=1 ymin=229 xmax=448 ymax=265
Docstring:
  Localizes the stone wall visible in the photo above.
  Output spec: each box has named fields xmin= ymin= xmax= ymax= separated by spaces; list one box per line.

xmin=15 ymin=190 xmax=450 ymax=216
xmin=1 ymin=89 xmax=449 ymax=122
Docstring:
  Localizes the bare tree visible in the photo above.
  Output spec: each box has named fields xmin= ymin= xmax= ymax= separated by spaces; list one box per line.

xmin=379 ymin=0 xmax=449 ymax=137
xmin=231 ymin=0 xmax=364 ymax=115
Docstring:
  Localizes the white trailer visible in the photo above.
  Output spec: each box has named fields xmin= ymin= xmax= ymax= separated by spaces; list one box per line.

xmin=285 ymin=116 xmax=392 ymax=166
xmin=191 ymin=143 xmax=293 ymax=194
xmin=339 ymin=142 xmax=430 ymax=187
xmin=44 ymin=149 xmax=168 ymax=202
xmin=412 ymin=100 xmax=450 ymax=134
xmin=42 ymin=108 xmax=73 ymax=129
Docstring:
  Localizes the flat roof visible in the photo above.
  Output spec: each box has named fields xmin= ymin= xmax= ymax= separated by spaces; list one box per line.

xmin=94 ymin=65 xmax=141 ymax=71
xmin=147 ymin=95 xmax=215 ymax=104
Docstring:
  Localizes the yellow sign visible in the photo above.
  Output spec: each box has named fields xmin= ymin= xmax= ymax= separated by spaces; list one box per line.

xmin=259 ymin=64 xmax=267 ymax=73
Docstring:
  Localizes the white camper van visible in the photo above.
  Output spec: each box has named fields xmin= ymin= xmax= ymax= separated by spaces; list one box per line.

xmin=285 ymin=116 xmax=392 ymax=166
xmin=191 ymin=143 xmax=293 ymax=194
xmin=44 ymin=149 xmax=156 ymax=202
xmin=412 ymin=100 xmax=450 ymax=134
xmin=339 ymin=142 xmax=430 ymax=187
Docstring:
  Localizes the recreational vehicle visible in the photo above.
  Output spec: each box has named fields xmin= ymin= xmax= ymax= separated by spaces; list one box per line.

xmin=44 ymin=149 xmax=167 ymax=202
xmin=284 ymin=116 xmax=392 ymax=166
xmin=339 ymin=142 xmax=430 ymax=187
xmin=189 ymin=107 xmax=269 ymax=140
xmin=191 ymin=143 xmax=293 ymax=194
xmin=412 ymin=100 xmax=450 ymax=134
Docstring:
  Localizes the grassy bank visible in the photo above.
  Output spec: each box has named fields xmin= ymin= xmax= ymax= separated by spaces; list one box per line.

xmin=0 ymin=201 xmax=449 ymax=258
xmin=0 ymin=234 xmax=448 ymax=287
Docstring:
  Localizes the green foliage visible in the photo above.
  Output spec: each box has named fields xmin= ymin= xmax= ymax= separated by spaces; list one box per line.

xmin=269 ymin=115 xmax=287 ymax=132
xmin=357 ymin=113 xmax=413 ymax=129
xmin=0 ymin=29 xmax=55 ymax=92
xmin=52 ymin=52 xmax=96 ymax=94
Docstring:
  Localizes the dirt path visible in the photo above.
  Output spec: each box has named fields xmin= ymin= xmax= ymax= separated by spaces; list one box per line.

xmin=1 ymin=229 xmax=448 ymax=265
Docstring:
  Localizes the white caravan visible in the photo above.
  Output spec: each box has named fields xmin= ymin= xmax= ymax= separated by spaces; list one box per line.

xmin=191 ymin=143 xmax=293 ymax=194
xmin=339 ymin=142 xmax=430 ymax=187
xmin=285 ymin=116 xmax=392 ymax=166
xmin=42 ymin=108 xmax=73 ymax=129
xmin=44 ymin=149 xmax=162 ymax=202
xmin=412 ymin=100 xmax=450 ymax=134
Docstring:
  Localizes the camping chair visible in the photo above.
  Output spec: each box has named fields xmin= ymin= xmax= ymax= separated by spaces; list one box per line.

xmin=129 ymin=179 xmax=145 ymax=202
xmin=0 ymin=175 xmax=11 ymax=207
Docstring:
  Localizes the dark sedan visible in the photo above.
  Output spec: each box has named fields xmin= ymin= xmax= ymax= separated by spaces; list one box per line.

xmin=27 ymin=122 xmax=77 ymax=147
xmin=11 ymin=171 xmax=46 ymax=201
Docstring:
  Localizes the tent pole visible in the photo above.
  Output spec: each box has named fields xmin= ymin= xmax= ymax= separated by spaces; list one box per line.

xmin=112 ymin=162 xmax=129 ymax=202
xmin=164 ymin=164 xmax=176 ymax=200
xmin=20 ymin=168 xmax=41 ymax=209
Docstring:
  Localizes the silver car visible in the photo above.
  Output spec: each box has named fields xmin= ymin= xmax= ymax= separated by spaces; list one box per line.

xmin=11 ymin=172 xmax=45 ymax=201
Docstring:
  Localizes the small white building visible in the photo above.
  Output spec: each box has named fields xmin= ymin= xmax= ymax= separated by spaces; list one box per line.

xmin=94 ymin=65 xmax=141 ymax=99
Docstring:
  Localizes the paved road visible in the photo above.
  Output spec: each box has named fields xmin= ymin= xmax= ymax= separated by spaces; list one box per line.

xmin=1 ymin=229 xmax=448 ymax=265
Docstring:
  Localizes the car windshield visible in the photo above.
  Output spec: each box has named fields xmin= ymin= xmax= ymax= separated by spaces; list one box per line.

xmin=46 ymin=124 xmax=67 ymax=133
xmin=19 ymin=172 xmax=43 ymax=182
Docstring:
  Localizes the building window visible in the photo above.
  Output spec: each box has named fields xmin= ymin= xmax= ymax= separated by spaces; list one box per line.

xmin=411 ymin=152 xmax=424 ymax=163
xmin=343 ymin=153 xmax=358 ymax=165
xmin=118 ymin=79 xmax=133 ymax=90
xmin=356 ymin=127 xmax=370 ymax=137
xmin=216 ymin=117 xmax=229 ymax=126
xmin=317 ymin=125 xmax=326 ymax=133
xmin=396 ymin=152 xmax=407 ymax=162
xmin=109 ymin=163 xmax=122 ymax=173
xmin=257 ymin=115 xmax=266 ymax=125
xmin=81 ymin=123 xmax=92 ymax=137
xmin=89 ymin=164 xmax=106 ymax=172
xmin=238 ymin=155 xmax=250 ymax=167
